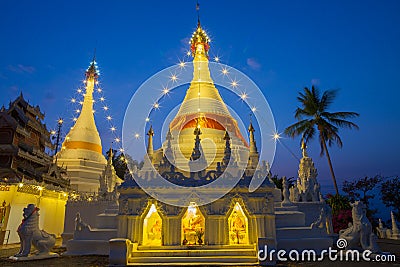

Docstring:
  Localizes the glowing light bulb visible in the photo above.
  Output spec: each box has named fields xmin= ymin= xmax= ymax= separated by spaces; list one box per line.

xmin=76 ymin=109 xmax=80 ymax=113
xmin=119 ymin=148 xmax=124 ymax=152
xmin=145 ymin=117 xmax=150 ymax=122
xmin=79 ymin=101 xmax=83 ymax=105
xmin=73 ymin=117 xmax=77 ymax=121
xmin=18 ymin=183 xmax=24 ymax=188
xmin=92 ymin=109 xmax=95 ymax=113
xmin=50 ymin=130 xmax=56 ymax=135
xmin=134 ymin=133 xmax=140 ymax=139
xmin=37 ymin=186 xmax=43 ymax=191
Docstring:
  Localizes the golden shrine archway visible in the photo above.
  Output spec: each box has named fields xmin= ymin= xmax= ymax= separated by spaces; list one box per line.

xmin=228 ymin=202 xmax=249 ymax=245
xmin=181 ymin=202 xmax=205 ymax=245
xmin=142 ymin=204 xmax=162 ymax=246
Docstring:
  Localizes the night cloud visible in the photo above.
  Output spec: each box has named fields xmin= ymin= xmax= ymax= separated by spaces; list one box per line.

xmin=7 ymin=64 xmax=36 ymax=74
xmin=246 ymin=58 xmax=261 ymax=70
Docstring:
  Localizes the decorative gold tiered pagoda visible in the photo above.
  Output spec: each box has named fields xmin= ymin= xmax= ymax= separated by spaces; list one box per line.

xmin=151 ymin=21 xmax=250 ymax=172
xmin=56 ymin=59 xmax=107 ymax=192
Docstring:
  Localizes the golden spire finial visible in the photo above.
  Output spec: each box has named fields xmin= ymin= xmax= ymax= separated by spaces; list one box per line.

xmin=190 ymin=1 xmax=210 ymax=58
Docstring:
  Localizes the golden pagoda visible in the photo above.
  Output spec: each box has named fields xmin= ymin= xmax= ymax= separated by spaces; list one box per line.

xmin=56 ymin=58 xmax=107 ymax=192
xmin=152 ymin=21 xmax=249 ymax=172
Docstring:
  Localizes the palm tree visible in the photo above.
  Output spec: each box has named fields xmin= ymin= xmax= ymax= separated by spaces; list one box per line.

xmin=284 ymin=86 xmax=359 ymax=195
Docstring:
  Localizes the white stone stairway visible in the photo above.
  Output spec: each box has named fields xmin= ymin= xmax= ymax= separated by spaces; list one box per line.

xmin=275 ymin=203 xmax=333 ymax=253
xmin=127 ymin=244 xmax=259 ymax=266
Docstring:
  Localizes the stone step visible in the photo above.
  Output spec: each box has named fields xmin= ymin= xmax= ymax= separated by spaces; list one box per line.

xmin=276 ymin=237 xmax=333 ymax=254
xmin=276 ymin=227 xmax=325 ymax=238
xmin=132 ymin=248 xmax=256 ymax=257
xmin=137 ymin=244 xmax=255 ymax=250
xmin=95 ymin=213 xmax=118 ymax=229
xmin=128 ymin=256 xmax=259 ymax=264
xmin=64 ymin=240 xmax=110 ymax=255
xmin=275 ymin=211 xmax=305 ymax=227
xmin=274 ymin=205 xmax=298 ymax=212
xmin=73 ymin=228 xmax=117 ymax=241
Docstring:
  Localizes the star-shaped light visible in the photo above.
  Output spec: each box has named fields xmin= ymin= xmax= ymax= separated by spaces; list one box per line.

xmin=214 ymin=56 xmax=220 ymax=62
xmin=100 ymin=97 xmax=105 ymax=101
xmin=111 ymin=126 xmax=116 ymax=132
xmin=119 ymin=148 xmax=124 ymax=152
xmin=71 ymin=98 xmax=76 ymax=103
xmin=50 ymin=130 xmax=56 ymax=135
xmin=73 ymin=117 xmax=77 ymax=122
xmin=251 ymin=106 xmax=257 ymax=112
xmin=153 ymin=102 xmax=160 ymax=109
xmin=134 ymin=133 xmax=140 ymax=139
xmin=97 ymin=88 xmax=102 ymax=92
xmin=115 ymin=138 xmax=120 ymax=143
xmin=240 ymin=93 xmax=248 ymax=100
xmin=77 ymin=89 xmax=82 ymax=93
xmin=106 ymin=116 xmax=112 ymax=121
xmin=221 ymin=67 xmax=229 ymax=76
xmin=75 ymin=109 xmax=80 ymax=113
xmin=162 ymin=87 xmax=170 ymax=95
xmin=178 ymin=61 xmax=186 ymax=68
xmin=145 ymin=117 xmax=150 ymax=122
xmin=103 ymin=106 xmax=109 ymax=111
xmin=230 ymin=80 xmax=239 ymax=88
xmin=273 ymin=132 xmax=281 ymax=141
xmin=170 ymin=74 xmax=178 ymax=82
xmin=186 ymin=51 xmax=191 ymax=56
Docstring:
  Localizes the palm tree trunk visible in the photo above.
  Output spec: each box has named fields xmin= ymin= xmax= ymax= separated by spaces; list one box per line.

xmin=321 ymin=136 xmax=340 ymax=195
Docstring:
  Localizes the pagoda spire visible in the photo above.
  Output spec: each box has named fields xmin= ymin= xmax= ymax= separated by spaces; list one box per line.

xmin=147 ymin=125 xmax=154 ymax=161
xmin=60 ymin=57 xmax=102 ymax=155
xmin=222 ymin=131 xmax=232 ymax=167
xmin=56 ymin=56 xmax=106 ymax=192
xmin=248 ymin=122 xmax=258 ymax=154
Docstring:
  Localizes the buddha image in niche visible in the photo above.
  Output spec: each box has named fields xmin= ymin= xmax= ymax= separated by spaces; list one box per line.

xmin=230 ymin=210 xmax=246 ymax=243
xmin=182 ymin=207 xmax=204 ymax=244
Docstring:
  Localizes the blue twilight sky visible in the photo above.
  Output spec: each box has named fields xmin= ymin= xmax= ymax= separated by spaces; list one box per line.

xmin=1 ymin=0 xmax=400 ymax=194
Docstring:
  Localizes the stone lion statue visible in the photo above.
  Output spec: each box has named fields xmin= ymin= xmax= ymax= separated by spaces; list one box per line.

xmin=339 ymin=201 xmax=380 ymax=253
xmin=14 ymin=204 xmax=56 ymax=257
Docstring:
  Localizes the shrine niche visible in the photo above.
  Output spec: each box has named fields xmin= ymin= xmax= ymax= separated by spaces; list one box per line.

xmin=228 ymin=202 xmax=249 ymax=245
xmin=181 ymin=202 xmax=205 ymax=245
xmin=142 ymin=204 xmax=162 ymax=246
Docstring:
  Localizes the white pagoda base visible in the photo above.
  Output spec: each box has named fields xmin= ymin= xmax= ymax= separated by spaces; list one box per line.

xmin=57 ymin=158 xmax=106 ymax=192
